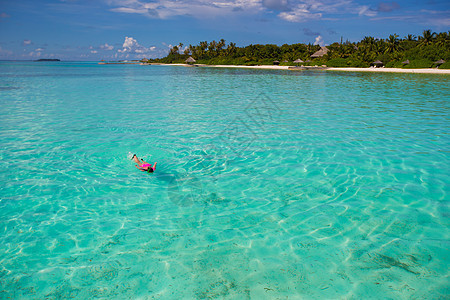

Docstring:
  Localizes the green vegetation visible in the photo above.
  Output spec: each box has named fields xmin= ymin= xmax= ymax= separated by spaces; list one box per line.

xmin=402 ymin=59 xmax=434 ymax=69
xmin=148 ymin=30 xmax=450 ymax=68
xmin=439 ymin=61 xmax=450 ymax=69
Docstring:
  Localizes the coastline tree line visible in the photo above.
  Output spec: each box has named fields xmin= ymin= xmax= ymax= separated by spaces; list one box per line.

xmin=148 ymin=30 xmax=450 ymax=69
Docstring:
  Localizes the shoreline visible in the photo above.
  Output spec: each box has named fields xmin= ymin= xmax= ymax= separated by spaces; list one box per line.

xmin=146 ymin=63 xmax=450 ymax=74
xmin=326 ymin=67 xmax=450 ymax=74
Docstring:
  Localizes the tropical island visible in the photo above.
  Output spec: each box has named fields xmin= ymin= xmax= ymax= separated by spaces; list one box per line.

xmin=146 ymin=30 xmax=449 ymax=69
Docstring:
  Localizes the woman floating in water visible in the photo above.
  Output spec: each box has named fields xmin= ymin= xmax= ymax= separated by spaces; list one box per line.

xmin=130 ymin=153 xmax=157 ymax=173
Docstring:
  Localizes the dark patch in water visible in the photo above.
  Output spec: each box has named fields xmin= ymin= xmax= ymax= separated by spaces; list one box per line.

xmin=370 ymin=253 xmax=420 ymax=275
xmin=71 ymin=125 xmax=98 ymax=132
xmin=196 ymin=280 xmax=239 ymax=299
xmin=0 ymin=86 xmax=21 ymax=91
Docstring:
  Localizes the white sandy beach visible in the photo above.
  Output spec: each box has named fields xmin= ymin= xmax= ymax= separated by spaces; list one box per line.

xmin=202 ymin=64 xmax=292 ymax=70
xmin=211 ymin=65 xmax=450 ymax=74
xmin=326 ymin=67 xmax=450 ymax=74
xmin=151 ymin=63 xmax=450 ymax=74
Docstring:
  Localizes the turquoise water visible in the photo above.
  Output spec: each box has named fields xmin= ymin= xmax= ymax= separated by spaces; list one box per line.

xmin=0 ymin=61 xmax=449 ymax=299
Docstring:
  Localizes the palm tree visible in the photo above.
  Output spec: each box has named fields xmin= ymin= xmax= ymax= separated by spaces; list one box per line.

xmin=359 ymin=36 xmax=377 ymax=55
xmin=306 ymin=43 xmax=316 ymax=55
xmin=373 ymin=41 xmax=385 ymax=55
xmin=361 ymin=36 xmax=376 ymax=46
xmin=335 ymin=43 xmax=354 ymax=58
xmin=355 ymin=44 xmax=375 ymax=63
xmin=217 ymin=39 xmax=226 ymax=54
xmin=435 ymin=32 xmax=449 ymax=47
xmin=418 ymin=29 xmax=436 ymax=47
xmin=225 ymin=42 xmax=236 ymax=57
xmin=404 ymin=34 xmax=416 ymax=41
xmin=169 ymin=45 xmax=179 ymax=55
xmin=199 ymin=41 xmax=208 ymax=58
xmin=178 ymin=43 xmax=183 ymax=54
xmin=188 ymin=44 xmax=195 ymax=57
xmin=208 ymin=40 xmax=217 ymax=57
xmin=385 ymin=34 xmax=400 ymax=54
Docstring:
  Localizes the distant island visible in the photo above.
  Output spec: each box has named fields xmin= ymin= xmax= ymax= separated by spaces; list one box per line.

xmin=144 ymin=30 xmax=449 ymax=69
xmin=36 ymin=59 xmax=60 ymax=62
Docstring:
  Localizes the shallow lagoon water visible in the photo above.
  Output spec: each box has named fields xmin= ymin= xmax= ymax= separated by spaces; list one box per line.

xmin=0 ymin=61 xmax=449 ymax=298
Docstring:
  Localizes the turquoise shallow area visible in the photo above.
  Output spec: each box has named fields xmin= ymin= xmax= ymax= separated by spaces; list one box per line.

xmin=0 ymin=61 xmax=449 ymax=298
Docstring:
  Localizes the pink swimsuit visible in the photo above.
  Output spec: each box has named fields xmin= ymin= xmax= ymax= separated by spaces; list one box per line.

xmin=141 ymin=163 xmax=152 ymax=169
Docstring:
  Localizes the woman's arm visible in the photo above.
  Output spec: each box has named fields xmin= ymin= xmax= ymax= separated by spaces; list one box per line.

xmin=153 ymin=162 xmax=157 ymax=170
xmin=135 ymin=165 xmax=145 ymax=172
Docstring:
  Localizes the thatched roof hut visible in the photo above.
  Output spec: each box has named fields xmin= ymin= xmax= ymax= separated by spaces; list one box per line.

xmin=185 ymin=57 xmax=196 ymax=63
xmin=434 ymin=59 xmax=445 ymax=65
xmin=401 ymin=59 xmax=410 ymax=64
xmin=293 ymin=59 xmax=304 ymax=63
xmin=311 ymin=46 xmax=329 ymax=58
xmin=273 ymin=60 xmax=280 ymax=65
xmin=372 ymin=60 xmax=383 ymax=66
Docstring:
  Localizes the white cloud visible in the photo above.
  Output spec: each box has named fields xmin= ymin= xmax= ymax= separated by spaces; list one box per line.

xmin=109 ymin=0 xmax=262 ymax=19
xmin=35 ymin=48 xmax=44 ymax=51
xmin=28 ymin=51 xmax=42 ymax=57
xmin=262 ymin=0 xmax=289 ymax=11
xmin=100 ymin=43 xmax=114 ymax=50
xmin=118 ymin=36 xmax=155 ymax=54
xmin=23 ymin=39 xmax=32 ymax=46
xmin=420 ymin=9 xmax=450 ymax=14
xmin=112 ymin=7 xmax=145 ymax=14
xmin=122 ymin=37 xmax=138 ymax=49
xmin=91 ymin=50 xmax=98 ymax=54
xmin=371 ymin=12 xmax=450 ymax=27
xmin=279 ymin=4 xmax=322 ymax=22
xmin=358 ymin=5 xmax=377 ymax=17
xmin=302 ymin=0 xmax=355 ymax=14
xmin=107 ymin=0 xmax=379 ymax=23
xmin=314 ymin=35 xmax=324 ymax=46
xmin=279 ymin=0 xmax=379 ymax=22
xmin=118 ymin=36 xmax=137 ymax=52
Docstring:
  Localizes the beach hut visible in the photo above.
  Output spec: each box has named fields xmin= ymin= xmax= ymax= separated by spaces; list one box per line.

xmin=401 ymin=59 xmax=410 ymax=65
xmin=141 ymin=58 xmax=148 ymax=62
xmin=273 ymin=60 xmax=280 ymax=65
xmin=185 ymin=57 xmax=196 ymax=64
xmin=293 ymin=59 xmax=304 ymax=66
xmin=372 ymin=60 xmax=383 ymax=67
xmin=434 ymin=59 xmax=445 ymax=65
xmin=282 ymin=60 xmax=288 ymax=63
xmin=311 ymin=46 xmax=329 ymax=58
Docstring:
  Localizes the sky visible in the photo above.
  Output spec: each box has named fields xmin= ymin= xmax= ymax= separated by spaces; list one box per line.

xmin=0 ymin=0 xmax=449 ymax=60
